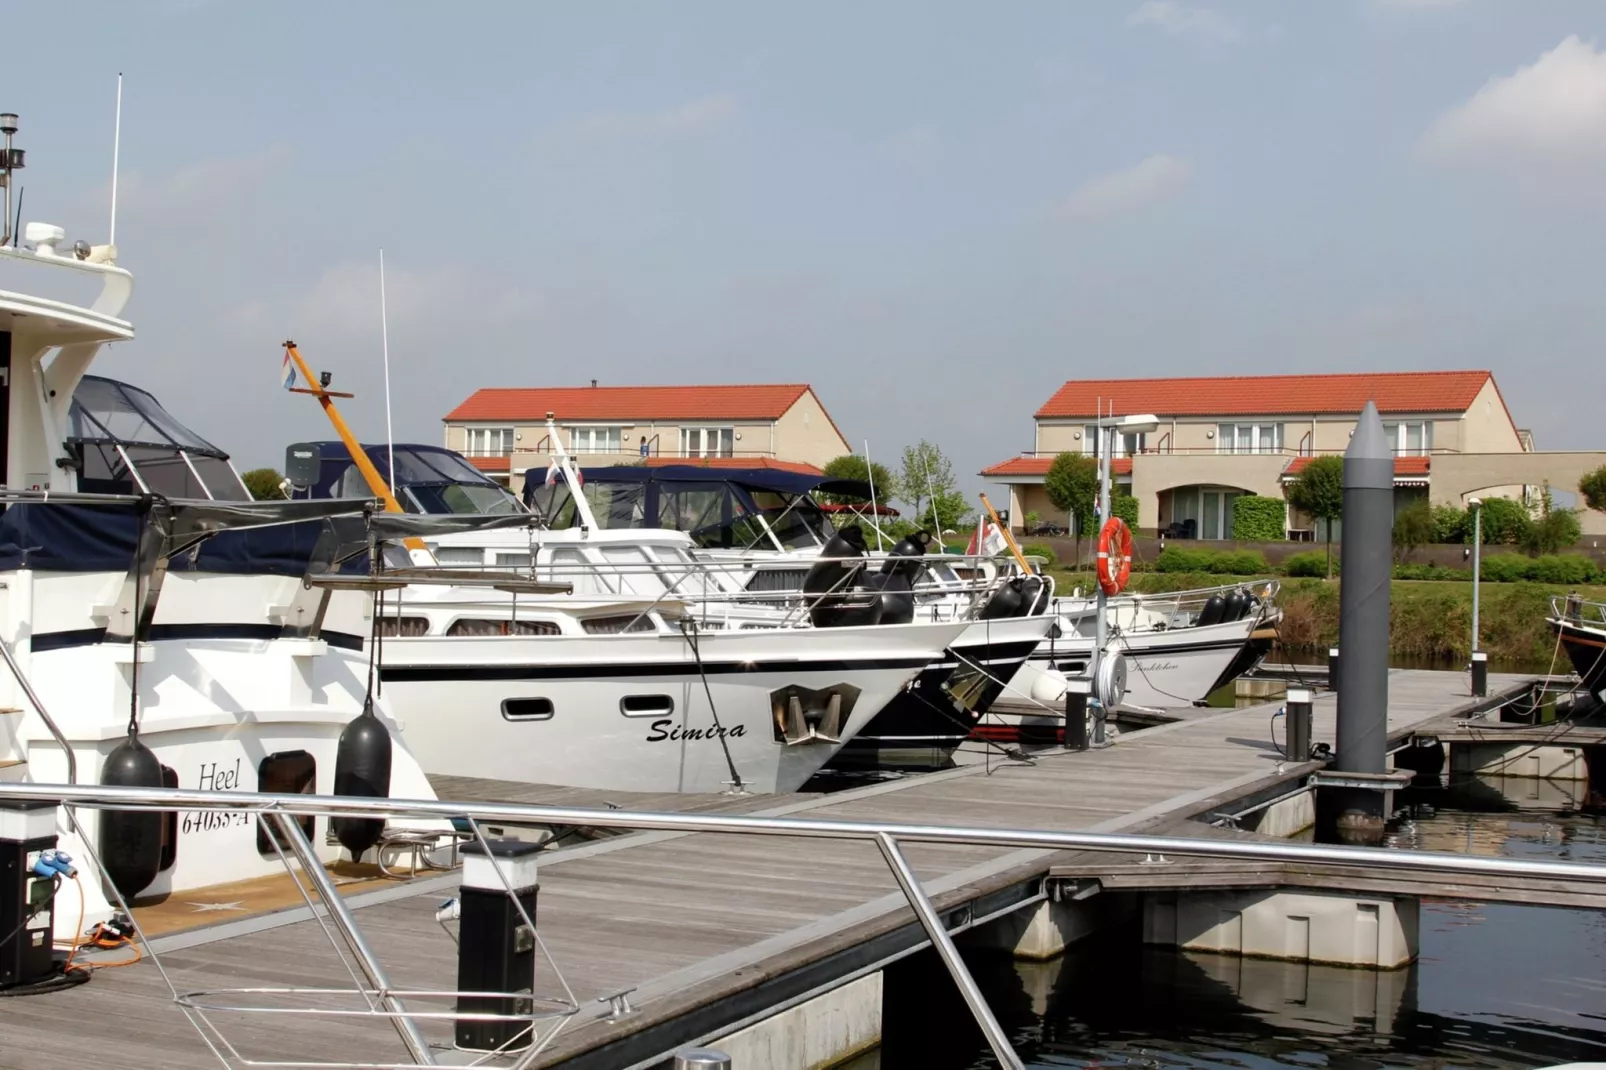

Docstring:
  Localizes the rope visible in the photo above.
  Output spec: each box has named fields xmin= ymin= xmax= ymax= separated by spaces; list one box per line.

xmin=681 ymin=619 xmax=745 ymax=792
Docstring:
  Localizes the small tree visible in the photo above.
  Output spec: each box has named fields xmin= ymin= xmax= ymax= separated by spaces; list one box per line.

xmin=242 ymin=468 xmax=287 ymax=500
xmin=1391 ymin=499 xmax=1434 ymax=563
xmin=1231 ymin=495 xmax=1287 ymax=542
xmin=1474 ymin=497 xmax=1531 ymax=545
xmin=1285 ymin=456 xmax=1344 ymax=579
xmin=1430 ymin=504 xmax=1467 ymax=544
xmin=1044 ymin=452 xmax=1098 ymax=567
xmin=1519 ymin=483 xmax=1582 ymax=556
xmin=1580 ymin=465 xmax=1606 ymax=515
xmin=819 ymin=454 xmax=899 ymax=506
xmin=898 ymin=441 xmax=970 ymax=533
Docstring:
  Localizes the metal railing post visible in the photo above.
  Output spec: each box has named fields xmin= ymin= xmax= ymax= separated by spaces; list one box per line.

xmin=874 ymin=832 xmax=1024 ymax=1070
xmin=270 ymin=812 xmax=436 ymax=1065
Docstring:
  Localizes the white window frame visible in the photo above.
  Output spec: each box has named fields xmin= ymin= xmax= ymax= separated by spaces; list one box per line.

xmin=1081 ymin=426 xmax=1145 ymax=458
xmin=463 ymin=426 xmax=514 ymax=457
xmin=1382 ymin=421 xmax=1433 ymax=456
xmin=568 ymin=425 xmax=623 ymax=454
xmin=1217 ymin=423 xmax=1283 ymax=455
xmin=680 ymin=426 xmax=735 ymax=459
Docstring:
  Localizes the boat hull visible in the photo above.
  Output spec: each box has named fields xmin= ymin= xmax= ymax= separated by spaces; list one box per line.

xmin=1552 ymin=618 xmax=1606 ymax=699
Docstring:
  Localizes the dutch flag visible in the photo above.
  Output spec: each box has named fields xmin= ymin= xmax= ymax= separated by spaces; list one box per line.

xmin=280 ymin=351 xmax=298 ymax=391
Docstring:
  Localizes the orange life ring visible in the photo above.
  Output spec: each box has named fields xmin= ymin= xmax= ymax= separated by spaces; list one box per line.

xmin=1097 ymin=517 xmax=1133 ymax=596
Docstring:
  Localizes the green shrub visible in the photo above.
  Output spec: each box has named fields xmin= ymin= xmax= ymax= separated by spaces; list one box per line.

xmin=1480 ymin=553 xmax=1531 ymax=583
xmin=1111 ymin=494 xmax=1139 ymax=529
xmin=1392 ymin=499 xmax=1434 ymax=562
xmin=1474 ymin=497 xmax=1531 ymax=545
xmin=1155 ymin=547 xmax=1209 ymax=573
xmin=1525 ymin=553 xmax=1596 ymax=585
xmin=1231 ymin=496 xmax=1286 ymax=541
xmin=1284 ymin=551 xmax=1332 ymax=578
xmin=1393 ymin=564 xmax=1468 ymax=581
xmin=1019 ymin=543 xmax=1057 ymax=569
xmin=1431 ymin=505 xmax=1468 ymax=544
xmin=1214 ymin=550 xmax=1270 ymax=575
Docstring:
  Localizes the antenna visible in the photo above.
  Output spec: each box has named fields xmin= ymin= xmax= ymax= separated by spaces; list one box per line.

xmin=379 ymin=249 xmax=395 ymax=494
xmin=109 ymin=73 xmax=123 ymax=247
xmin=863 ymin=440 xmax=884 ymax=551
xmin=0 ymin=111 xmax=21 ymax=248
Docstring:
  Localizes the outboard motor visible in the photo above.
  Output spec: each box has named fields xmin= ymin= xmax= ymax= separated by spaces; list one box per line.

xmin=802 ymin=526 xmax=881 ymax=628
xmin=1222 ymin=588 xmax=1248 ymax=623
xmin=99 ymin=733 xmax=165 ymax=900
xmin=869 ymin=531 xmax=931 ymax=625
xmin=1196 ymin=594 xmax=1228 ymax=627
xmin=331 ymin=701 xmax=393 ymax=861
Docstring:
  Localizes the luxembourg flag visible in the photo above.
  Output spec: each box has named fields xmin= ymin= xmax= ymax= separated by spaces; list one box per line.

xmin=280 ymin=351 xmax=298 ymax=391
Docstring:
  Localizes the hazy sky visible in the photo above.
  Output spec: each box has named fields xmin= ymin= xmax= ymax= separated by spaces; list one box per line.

xmin=6 ymin=1 xmax=1606 ymax=502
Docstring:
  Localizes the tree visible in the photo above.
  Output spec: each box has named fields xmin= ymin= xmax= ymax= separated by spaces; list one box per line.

xmin=1581 ymin=465 xmax=1606 ymax=515
xmin=1391 ymin=499 xmax=1434 ymax=563
xmin=242 ymin=468 xmax=287 ymax=500
xmin=1518 ymin=483 xmax=1582 ymax=556
xmin=1285 ymin=455 xmax=1343 ymax=579
xmin=1043 ymin=452 xmax=1098 ymax=567
xmin=1473 ymin=497 xmax=1530 ymax=545
xmin=819 ymin=454 xmax=899 ymax=507
xmin=898 ymin=441 xmax=970 ymax=533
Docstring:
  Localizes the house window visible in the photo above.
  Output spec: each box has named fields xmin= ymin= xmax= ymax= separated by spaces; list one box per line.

xmin=464 ymin=427 xmax=514 ymax=456
xmin=568 ymin=426 xmax=621 ymax=454
xmin=1383 ymin=422 xmax=1433 ymax=456
xmin=681 ymin=426 xmax=734 ymax=458
xmin=1081 ymin=427 xmax=1146 ymax=457
xmin=1217 ymin=424 xmax=1283 ymax=455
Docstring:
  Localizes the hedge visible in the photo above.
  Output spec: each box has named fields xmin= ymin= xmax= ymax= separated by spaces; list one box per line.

xmin=1154 ymin=547 xmax=1270 ymax=575
xmin=1019 ymin=543 xmax=1057 ymax=569
xmin=1284 ymin=551 xmax=1333 ymax=578
xmin=1231 ymin=496 xmax=1286 ymax=541
xmin=1079 ymin=494 xmax=1140 ymax=536
xmin=1481 ymin=552 xmax=1597 ymax=585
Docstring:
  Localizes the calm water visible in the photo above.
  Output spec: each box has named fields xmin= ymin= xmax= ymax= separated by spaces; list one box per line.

xmin=847 ymin=807 xmax=1606 ymax=1069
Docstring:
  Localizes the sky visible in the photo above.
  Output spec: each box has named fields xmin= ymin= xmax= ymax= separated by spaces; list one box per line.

xmin=5 ymin=0 xmax=1606 ymax=505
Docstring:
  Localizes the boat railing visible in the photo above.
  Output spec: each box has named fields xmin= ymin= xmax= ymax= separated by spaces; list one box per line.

xmin=1550 ymin=593 xmax=1606 ymax=627
xmin=6 ymin=780 xmax=1606 ymax=1070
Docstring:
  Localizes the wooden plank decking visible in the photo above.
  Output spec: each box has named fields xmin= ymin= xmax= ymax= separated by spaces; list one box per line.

xmin=0 ymin=669 xmax=1539 ymax=1070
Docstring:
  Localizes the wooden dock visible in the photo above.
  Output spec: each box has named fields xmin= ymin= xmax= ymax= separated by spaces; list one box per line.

xmin=1 ymin=669 xmax=1546 ymax=1070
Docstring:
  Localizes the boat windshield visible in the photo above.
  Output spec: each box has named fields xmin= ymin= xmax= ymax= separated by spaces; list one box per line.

xmin=68 ymin=375 xmax=249 ymax=500
xmin=327 ymin=446 xmax=523 ymax=515
xmin=726 ymin=491 xmax=833 ymax=551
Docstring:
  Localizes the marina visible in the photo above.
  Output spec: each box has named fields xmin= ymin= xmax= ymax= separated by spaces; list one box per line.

xmin=9 ymin=667 xmax=1605 ymax=1069
xmin=4 ymin=9 xmax=1606 ymax=1069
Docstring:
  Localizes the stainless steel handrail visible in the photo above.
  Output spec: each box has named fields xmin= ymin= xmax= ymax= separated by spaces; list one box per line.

xmin=10 ymin=779 xmax=1606 ymax=1070
xmin=0 ymin=635 xmax=76 ymax=784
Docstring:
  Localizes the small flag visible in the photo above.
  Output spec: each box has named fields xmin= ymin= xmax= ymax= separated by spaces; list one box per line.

xmin=280 ymin=351 xmax=298 ymax=391
xmin=966 ymin=519 xmax=1006 ymax=557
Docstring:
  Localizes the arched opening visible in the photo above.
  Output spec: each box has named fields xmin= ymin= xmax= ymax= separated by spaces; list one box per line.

xmin=1160 ymin=484 xmax=1261 ymax=541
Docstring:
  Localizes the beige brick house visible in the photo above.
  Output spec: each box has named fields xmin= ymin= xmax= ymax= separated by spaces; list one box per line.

xmin=443 ymin=383 xmax=850 ymax=486
xmin=981 ymin=370 xmax=1545 ymax=539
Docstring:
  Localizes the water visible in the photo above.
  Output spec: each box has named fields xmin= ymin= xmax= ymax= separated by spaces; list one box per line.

xmin=849 ymin=808 xmax=1606 ymax=1069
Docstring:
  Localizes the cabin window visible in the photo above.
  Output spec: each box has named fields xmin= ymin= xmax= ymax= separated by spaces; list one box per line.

xmin=433 ymin=546 xmax=485 ymax=567
xmin=501 ymin=698 xmax=555 ymax=721
xmin=542 ymin=547 xmax=610 ymax=596
xmin=256 ymin=750 xmax=317 ymax=857
xmin=377 ymin=616 xmax=430 ymax=637
xmin=581 ymin=614 xmax=656 ymax=635
xmin=568 ymin=426 xmax=622 ymax=454
xmin=620 ymin=695 xmax=674 ymax=718
xmin=159 ymin=763 xmax=179 ymax=872
xmin=124 ymin=446 xmax=211 ymax=498
xmin=494 ymin=552 xmax=532 ymax=569
xmin=679 ymin=426 xmax=734 ymax=459
xmin=445 ymin=618 xmax=562 ymax=637
xmin=464 ymin=427 xmax=514 ymax=457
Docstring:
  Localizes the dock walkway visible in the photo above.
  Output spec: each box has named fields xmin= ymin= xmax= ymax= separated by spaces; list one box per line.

xmin=2 ymin=669 xmax=1534 ymax=1070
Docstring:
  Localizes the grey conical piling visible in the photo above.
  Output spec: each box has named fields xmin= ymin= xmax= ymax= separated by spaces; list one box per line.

xmin=1331 ymin=401 xmax=1393 ymax=844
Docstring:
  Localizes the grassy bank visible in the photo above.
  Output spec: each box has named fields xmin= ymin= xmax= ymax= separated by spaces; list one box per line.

xmin=1045 ymin=569 xmax=1605 ymax=669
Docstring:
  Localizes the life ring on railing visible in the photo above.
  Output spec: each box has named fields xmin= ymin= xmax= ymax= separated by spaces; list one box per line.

xmin=1097 ymin=517 xmax=1133 ymax=596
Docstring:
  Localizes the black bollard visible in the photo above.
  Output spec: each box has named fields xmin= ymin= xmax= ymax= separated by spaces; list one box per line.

xmin=1470 ymin=650 xmax=1487 ymax=699
xmin=1064 ymin=678 xmax=1091 ymax=751
xmin=1331 ymin=402 xmax=1393 ymax=845
xmin=455 ymin=838 xmax=542 ymax=1052
xmin=1327 ymin=647 xmax=1340 ymax=691
xmin=1284 ymin=688 xmax=1313 ymax=763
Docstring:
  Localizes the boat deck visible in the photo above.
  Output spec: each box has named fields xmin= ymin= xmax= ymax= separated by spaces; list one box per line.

xmin=3 ymin=669 xmax=1538 ymax=1070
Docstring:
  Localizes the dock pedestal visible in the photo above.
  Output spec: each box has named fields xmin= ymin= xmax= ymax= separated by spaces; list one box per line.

xmin=455 ymin=837 xmax=542 ymax=1053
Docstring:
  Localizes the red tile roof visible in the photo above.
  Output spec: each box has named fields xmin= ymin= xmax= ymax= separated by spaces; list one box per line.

xmin=466 ymin=455 xmax=510 ymax=472
xmin=1283 ymin=455 xmax=1430 ymax=477
xmin=980 ymin=456 xmax=1131 ymax=479
xmin=1034 ymin=371 xmax=1496 ymax=419
xmin=446 ymin=384 xmax=815 ymax=423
